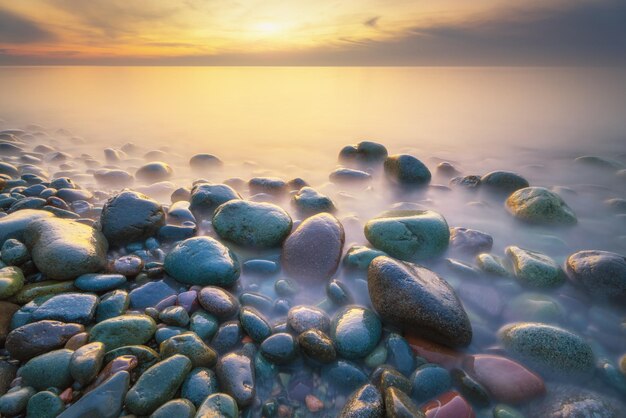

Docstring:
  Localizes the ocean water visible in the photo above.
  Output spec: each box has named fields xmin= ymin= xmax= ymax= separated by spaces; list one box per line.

xmin=1 ymin=66 xmax=625 ymax=415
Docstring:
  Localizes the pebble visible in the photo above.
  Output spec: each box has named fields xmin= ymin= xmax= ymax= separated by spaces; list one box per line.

xmin=6 ymin=320 xmax=83 ymax=361
xmin=339 ymin=141 xmax=388 ymax=165
xmin=0 ymin=266 xmax=24 ymax=299
xmin=100 ymin=191 xmax=165 ymax=246
xmin=198 ymin=286 xmax=240 ymax=319
xmin=331 ymin=306 xmax=382 ymax=360
xmin=69 ymin=341 xmax=105 ymax=386
xmin=449 ymin=227 xmax=493 ymax=255
xmin=89 ymin=314 xmax=156 ymax=350
xmin=480 ymin=170 xmax=529 ymax=194
xmin=292 ymin=187 xmax=336 ymax=215
xmin=58 ymin=371 xmax=129 ymax=418
xmin=505 ymin=246 xmax=565 ymax=288
xmin=189 ymin=183 xmax=240 ymax=218
xmin=287 ymin=305 xmax=330 ymax=334
xmin=181 ymin=367 xmax=218 ymax=407
xmin=20 ymin=348 xmax=74 ymax=390
xmin=338 ymin=384 xmax=383 ymax=418
xmin=260 ymin=333 xmax=298 ymax=364
xmin=135 ymin=161 xmax=173 ymax=183
xmin=421 ymin=391 xmax=475 ymax=418
xmin=298 ymin=329 xmax=336 ymax=363
xmin=384 ymin=154 xmax=431 ymax=186
xmin=506 ymin=187 xmax=577 ymax=225
xmin=565 ymin=250 xmax=626 ymax=303
xmin=151 ymin=398 xmax=196 ymax=418
xmin=74 ymin=273 xmax=126 ymax=292
xmin=384 ymin=387 xmax=424 ymax=418
xmin=25 ymin=390 xmax=64 ymax=418
xmin=195 ymin=393 xmax=239 ymax=418
xmin=159 ymin=332 xmax=217 ymax=368
xmin=216 ymin=352 xmax=255 ymax=408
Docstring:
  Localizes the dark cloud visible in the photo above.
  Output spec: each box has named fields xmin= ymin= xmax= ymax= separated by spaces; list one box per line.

xmin=0 ymin=8 xmax=54 ymax=44
xmin=364 ymin=16 xmax=380 ymax=28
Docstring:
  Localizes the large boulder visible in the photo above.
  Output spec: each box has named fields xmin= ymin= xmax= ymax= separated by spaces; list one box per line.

xmin=506 ymin=187 xmax=577 ymax=225
xmin=100 ymin=191 xmax=165 ymax=246
xmin=565 ymin=250 xmax=626 ymax=303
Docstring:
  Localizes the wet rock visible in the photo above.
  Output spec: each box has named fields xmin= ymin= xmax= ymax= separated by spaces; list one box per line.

xmin=6 ymin=320 xmax=84 ymax=361
xmin=0 ymin=266 xmax=24 ymax=299
xmin=0 ymin=360 xmax=17 ymax=395
xmin=0 ymin=386 xmax=36 ymax=416
xmin=298 ymin=329 xmax=336 ymax=363
xmin=160 ymin=305 xmax=190 ymax=327
xmin=243 ymin=259 xmax=279 ymax=276
xmin=505 ymin=246 xmax=564 ymax=288
xmin=436 ymin=162 xmax=460 ymax=177
xmin=181 ymin=367 xmax=218 ymax=407
xmin=1 ymin=239 xmax=29 ymax=266
xmin=480 ymin=171 xmax=529 ymax=194
xmin=20 ymin=348 xmax=74 ymax=390
xmin=476 ymin=253 xmax=509 ymax=276
xmin=339 ymin=141 xmax=388 ymax=165
xmin=135 ymin=161 xmax=173 ymax=183
xmin=505 ymin=187 xmax=577 ymax=225
xmin=113 ymin=254 xmax=143 ymax=276
xmin=151 ymin=398 xmax=196 ymax=418
xmin=249 ymin=177 xmax=288 ymax=195
xmin=339 ymin=384 xmax=383 ymax=418
xmin=287 ymin=305 xmax=330 ymax=333
xmin=421 ymin=391 xmax=474 ymax=418
xmin=210 ymin=321 xmax=242 ymax=354
xmin=343 ymin=246 xmax=386 ymax=270
xmin=129 ymin=280 xmax=177 ymax=310
xmin=75 ymin=273 xmax=126 ymax=292
xmin=239 ymin=306 xmax=271 ymax=343
xmin=259 ymin=332 xmax=298 ymax=364
xmin=89 ymin=314 xmax=156 ymax=351
xmin=195 ymin=393 xmax=239 ymax=418
xmin=331 ymin=306 xmax=382 ymax=360
xmin=93 ymin=169 xmax=134 ymax=187
xmin=190 ymin=311 xmax=219 ymax=341
xmin=0 ymin=301 xmax=19 ymax=346
xmin=449 ymin=227 xmax=493 ymax=255
xmin=364 ymin=210 xmax=449 ymax=261
xmin=329 ymin=167 xmax=372 ymax=184
xmin=216 ymin=352 xmax=255 ymax=408
xmin=212 ymin=200 xmax=292 ymax=248
xmin=25 ymin=390 xmax=64 ymax=418
xmin=190 ymin=153 xmax=223 ymax=170
xmin=100 ymin=190 xmax=165 ymax=246
xmin=498 ymin=322 xmax=595 ymax=377
xmin=165 ymin=237 xmax=240 ymax=286
xmin=384 ymin=387 xmax=425 ymax=418
xmin=282 ymin=213 xmax=344 ymax=282
xmin=368 ymin=256 xmax=472 ymax=348
xmin=160 ymin=332 xmax=217 ymax=368
xmin=292 ymin=187 xmax=336 ymax=215
xmin=189 ymin=183 xmax=240 ymax=218
xmin=125 ymin=354 xmax=192 ymax=416
xmin=198 ymin=286 xmax=240 ymax=319
xmin=565 ymin=250 xmax=626 ymax=303
xmin=410 ymin=363 xmax=451 ymax=402
xmin=31 ymin=292 xmax=98 ymax=324
xmin=96 ymin=290 xmax=129 ymax=321
xmin=385 ymin=333 xmax=415 ymax=376
xmin=528 ymin=384 xmax=624 ymax=418
xmin=384 ymin=154 xmax=431 ymax=186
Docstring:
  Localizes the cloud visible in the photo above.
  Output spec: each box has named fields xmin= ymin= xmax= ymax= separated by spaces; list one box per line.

xmin=0 ymin=7 xmax=54 ymax=44
xmin=364 ymin=16 xmax=380 ymax=28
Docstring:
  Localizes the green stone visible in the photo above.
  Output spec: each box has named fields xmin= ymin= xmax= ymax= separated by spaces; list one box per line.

xmin=151 ymin=398 xmax=196 ymax=418
xmin=0 ymin=386 xmax=36 ymax=416
xmin=12 ymin=280 xmax=76 ymax=304
xmin=195 ymin=393 xmax=239 ymax=418
xmin=181 ymin=367 xmax=218 ymax=407
xmin=70 ymin=342 xmax=105 ymax=386
xmin=0 ymin=266 xmax=24 ymax=299
xmin=20 ymin=349 xmax=74 ymax=391
xmin=159 ymin=332 xmax=217 ymax=368
xmin=90 ymin=314 xmax=156 ymax=351
xmin=26 ymin=391 xmax=64 ymax=418
xmin=506 ymin=187 xmax=577 ymax=225
xmin=506 ymin=246 xmax=565 ymax=288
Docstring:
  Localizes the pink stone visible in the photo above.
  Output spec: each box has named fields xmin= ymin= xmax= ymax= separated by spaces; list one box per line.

xmin=305 ymin=395 xmax=324 ymax=412
xmin=463 ymin=354 xmax=545 ymax=404
xmin=422 ymin=391 xmax=475 ymax=418
xmin=177 ymin=290 xmax=198 ymax=312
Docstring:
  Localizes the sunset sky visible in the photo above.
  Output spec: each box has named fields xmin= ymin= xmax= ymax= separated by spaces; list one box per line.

xmin=0 ymin=0 xmax=624 ymax=65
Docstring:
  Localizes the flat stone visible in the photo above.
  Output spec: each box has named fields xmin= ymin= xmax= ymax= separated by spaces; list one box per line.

xmin=89 ymin=314 xmax=156 ymax=351
xmin=31 ymin=293 xmax=98 ymax=324
xmin=20 ymin=348 xmax=74 ymax=391
xmin=6 ymin=320 xmax=84 ymax=361
xmin=57 ymin=371 xmax=130 ymax=418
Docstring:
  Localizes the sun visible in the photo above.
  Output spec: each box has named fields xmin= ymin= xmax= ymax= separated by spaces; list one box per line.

xmin=253 ymin=22 xmax=284 ymax=36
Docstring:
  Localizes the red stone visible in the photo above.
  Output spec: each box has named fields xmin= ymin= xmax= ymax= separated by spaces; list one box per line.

xmin=463 ymin=354 xmax=545 ymax=404
xmin=422 ymin=391 xmax=475 ymax=418
xmin=305 ymin=395 xmax=324 ymax=412
xmin=59 ymin=387 xmax=73 ymax=403
xmin=85 ymin=355 xmax=138 ymax=392
xmin=405 ymin=332 xmax=465 ymax=369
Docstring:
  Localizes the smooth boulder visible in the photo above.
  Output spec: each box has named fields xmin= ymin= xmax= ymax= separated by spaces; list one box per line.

xmin=100 ymin=191 xmax=165 ymax=245
xmin=506 ymin=187 xmax=577 ymax=225
xmin=565 ymin=250 xmax=626 ymax=303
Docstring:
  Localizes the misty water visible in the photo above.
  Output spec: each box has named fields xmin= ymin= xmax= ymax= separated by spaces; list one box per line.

xmin=1 ymin=66 xmax=625 ymax=416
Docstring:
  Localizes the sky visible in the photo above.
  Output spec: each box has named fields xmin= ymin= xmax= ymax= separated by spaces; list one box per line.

xmin=0 ymin=0 xmax=625 ymax=65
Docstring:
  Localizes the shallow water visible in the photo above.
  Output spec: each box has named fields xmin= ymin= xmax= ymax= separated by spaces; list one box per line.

xmin=1 ymin=66 xmax=626 ymax=416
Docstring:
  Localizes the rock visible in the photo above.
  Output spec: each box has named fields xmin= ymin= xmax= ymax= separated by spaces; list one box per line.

xmin=305 ymin=394 xmax=325 ymax=413
xmin=368 ymin=257 xmax=472 ymax=348
xmin=480 ymin=171 xmax=529 ymax=194
xmin=492 ymin=405 xmax=524 ymax=418
xmin=70 ymin=342 xmax=105 ymax=386
xmin=329 ymin=167 xmax=372 ymax=184
xmin=160 ymin=306 xmax=190 ymax=327
xmin=210 ymin=321 xmax=242 ymax=354
xmin=463 ymin=354 xmax=545 ymax=404
xmin=93 ymin=169 xmax=134 ymax=188
xmin=100 ymin=191 xmax=165 ymax=246
xmin=450 ymin=175 xmax=481 ymax=189
xmin=331 ymin=306 xmax=381 ymax=360
xmin=339 ymin=384 xmax=383 ymax=418
xmin=20 ymin=349 xmax=74 ymax=390
xmin=95 ymin=289 xmax=128 ymax=322
xmin=135 ymin=161 xmax=173 ymax=183
xmin=197 ymin=286 xmax=240 ymax=319
xmin=113 ymin=255 xmax=143 ymax=276
xmin=6 ymin=320 xmax=84 ymax=361
xmin=605 ymin=198 xmax=626 ymax=213
xmin=385 ymin=333 xmax=415 ymax=376
xmin=216 ymin=352 xmax=255 ymax=408
xmin=565 ymin=250 xmax=626 ymax=303
xmin=436 ymin=162 xmax=460 ymax=177
xmin=384 ymin=387 xmax=425 ymax=418
xmin=239 ymin=307 xmax=271 ymax=343
xmin=574 ymin=155 xmax=623 ymax=169
xmin=189 ymin=183 xmax=240 ymax=218
xmin=98 ymin=350 xmax=143 ymax=378
xmin=505 ymin=246 xmax=564 ymax=288
xmin=181 ymin=367 xmax=218 ymax=407
xmin=505 ymin=187 xmax=577 ymax=225
xmin=190 ymin=154 xmax=223 ymax=170
xmin=476 ymin=253 xmax=509 ymax=276
xmin=165 ymin=237 xmax=240 ymax=286
xmin=384 ymin=154 xmax=431 ymax=186
xmin=282 ymin=213 xmax=344 ymax=282
xmin=160 ymin=332 xmax=217 ymax=368
xmin=31 ymin=292 xmax=98 ymax=324
xmin=151 ymin=398 xmax=196 ymax=418
xmin=292 ymin=187 xmax=336 ymax=215
xmin=249 ymin=177 xmax=288 ymax=195
xmin=89 ymin=314 xmax=156 ymax=351
xmin=25 ymin=390 xmax=64 ymax=418
xmin=129 ymin=280 xmax=176 ymax=310
xmin=75 ymin=273 xmax=126 ymax=292
xmin=298 ymin=329 xmax=336 ymax=363
xmin=57 ymin=371 xmax=130 ymax=418
xmin=364 ymin=210 xmax=449 ymax=261
xmin=0 ymin=266 xmax=24 ymax=299
xmin=0 ymin=301 xmax=19 ymax=346
xmin=1 ymin=239 xmax=29 ymax=266
xmin=0 ymin=360 xmax=17 ymax=395
xmin=260 ymin=333 xmax=298 ymax=364
xmin=125 ymin=354 xmax=192 ymax=416
xmin=449 ymin=227 xmax=493 ymax=255
xmin=410 ymin=364 xmax=451 ymax=402
xmin=528 ymin=384 xmax=624 ymax=418
xmin=343 ymin=246 xmax=386 ymax=270
xmin=190 ymin=311 xmax=219 ymax=342
xmin=287 ymin=305 xmax=330 ymax=334
xmin=195 ymin=393 xmax=239 ymax=418
xmin=498 ymin=322 xmax=595 ymax=377
xmin=0 ymin=386 xmax=36 ymax=416
xmin=339 ymin=141 xmax=388 ymax=165
xmin=321 ymin=360 xmax=368 ymax=392
xmin=212 ymin=200 xmax=292 ymax=248
xmin=421 ymin=391 xmax=474 ymax=418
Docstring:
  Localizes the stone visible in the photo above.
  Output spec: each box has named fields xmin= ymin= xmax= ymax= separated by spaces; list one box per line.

xmin=190 ymin=153 xmax=223 ymax=170
xmin=125 ymin=354 xmax=192 ymax=416
xmin=190 ymin=311 xmax=219 ymax=341
xmin=181 ymin=367 xmax=218 ymax=407
xmin=480 ymin=171 xmax=529 ymax=194
xmin=565 ymin=250 xmax=626 ymax=303
xmin=197 ymin=286 xmax=240 ymax=319
xmin=160 ymin=305 xmax=190 ymax=327
xmin=6 ymin=320 xmax=84 ymax=361
xmin=410 ymin=364 xmax=451 ymax=402
xmin=385 ymin=333 xmax=415 ymax=376
xmin=31 ymin=292 xmax=98 ymax=324
xmin=216 ymin=352 xmax=255 ymax=408
xmin=343 ymin=246 xmax=386 ymax=270
xmin=421 ymin=391 xmax=475 ymax=418
xmin=57 ymin=371 xmax=130 ymax=418
xmin=75 ymin=273 xmax=126 ymax=292
xmin=339 ymin=141 xmax=388 ymax=165
xmin=89 ymin=314 xmax=156 ymax=351
xmin=329 ymin=167 xmax=372 ymax=184
xmin=506 ymin=187 xmax=577 ymax=225
xmin=195 ymin=393 xmax=239 ymax=418
xmin=260 ymin=333 xmax=298 ymax=364
xmin=0 ymin=301 xmax=19 ymax=346
xmin=384 ymin=387 xmax=425 ymax=418
xmin=113 ymin=255 xmax=144 ymax=276
xmin=20 ymin=349 xmax=74 ymax=390
xmin=1 ymin=239 xmax=29 ymax=266
xmin=239 ymin=306 xmax=272 ymax=343
xmin=0 ymin=360 xmax=17 ymax=395
xmin=384 ymin=154 xmax=431 ymax=186
xmin=287 ymin=305 xmax=330 ymax=334
xmin=70 ymin=342 xmax=105 ymax=386
xmin=368 ymin=257 xmax=472 ymax=348
xmin=364 ymin=210 xmax=449 ymax=261
xmin=505 ymin=246 xmax=565 ymax=288
xmin=93 ymin=169 xmax=134 ymax=187
xmin=100 ymin=190 xmax=165 ymax=246
xmin=282 ymin=212 xmax=344 ymax=282
xmin=96 ymin=290 xmax=129 ymax=322
xmin=476 ymin=253 xmax=509 ymax=276
xmin=331 ymin=306 xmax=382 ymax=360
xmin=210 ymin=321 xmax=242 ymax=354
xmin=212 ymin=200 xmax=292 ymax=248
xmin=498 ymin=322 xmax=595 ymax=377
xmin=151 ymin=398 xmax=196 ymax=418
xmin=292 ymin=187 xmax=336 ymax=215
xmin=160 ymin=332 xmax=217 ymax=368
xmin=189 ymin=183 xmax=240 ymax=218
xmin=129 ymin=280 xmax=176 ymax=310
xmin=100 ymin=348 xmax=149 ymax=376
xmin=0 ymin=266 xmax=24 ymax=299
xmin=249 ymin=177 xmax=288 ymax=195
xmin=25 ymin=390 xmax=64 ymax=418
xmin=164 ymin=237 xmax=240 ymax=286
xmin=528 ymin=385 xmax=623 ymax=418
xmin=298 ymin=329 xmax=336 ymax=363
xmin=135 ymin=161 xmax=173 ymax=183
xmin=321 ymin=360 xmax=368 ymax=392
xmin=0 ymin=386 xmax=36 ymax=417
xmin=338 ymin=384 xmax=383 ymax=418
xmin=449 ymin=227 xmax=493 ymax=255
